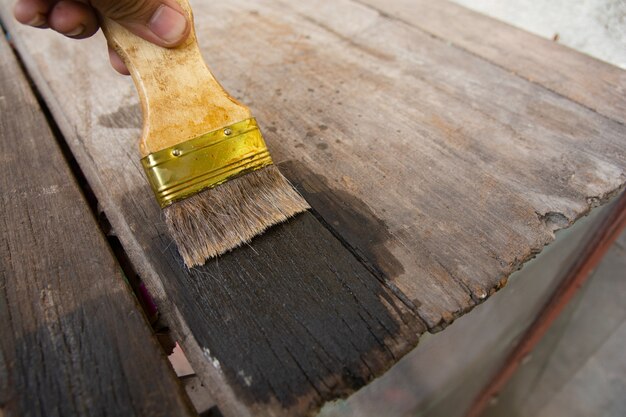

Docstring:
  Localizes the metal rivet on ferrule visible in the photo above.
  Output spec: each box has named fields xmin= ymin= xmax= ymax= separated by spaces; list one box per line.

xmin=140 ymin=118 xmax=272 ymax=208
xmin=223 ymin=128 xmax=233 ymax=136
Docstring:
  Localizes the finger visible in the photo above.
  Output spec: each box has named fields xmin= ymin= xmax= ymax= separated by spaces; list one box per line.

xmin=13 ymin=0 xmax=55 ymax=28
xmin=92 ymin=0 xmax=190 ymax=47
xmin=47 ymin=0 xmax=99 ymax=39
xmin=108 ymin=46 xmax=130 ymax=75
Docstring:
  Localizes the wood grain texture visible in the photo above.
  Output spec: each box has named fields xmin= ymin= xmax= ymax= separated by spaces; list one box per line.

xmin=154 ymin=213 xmax=424 ymax=415
xmin=356 ymin=0 xmax=626 ymax=125
xmin=0 ymin=35 xmax=195 ymax=417
xmin=317 ymin=197 xmax=617 ymax=417
xmin=0 ymin=5 xmax=427 ymax=416
xmin=1 ymin=0 xmax=625 ymax=415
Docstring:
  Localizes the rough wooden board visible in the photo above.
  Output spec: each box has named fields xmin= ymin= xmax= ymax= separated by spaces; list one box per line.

xmin=0 ymin=6 xmax=427 ymax=417
xmin=356 ymin=0 xmax=626 ymax=125
xmin=208 ymin=0 xmax=622 ymax=328
xmin=2 ymin=0 xmax=625 ymax=414
xmin=318 ymin=196 xmax=617 ymax=417
xmin=0 ymin=35 xmax=195 ymax=417
xmin=6 ymin=0 xmax=626 ymax=330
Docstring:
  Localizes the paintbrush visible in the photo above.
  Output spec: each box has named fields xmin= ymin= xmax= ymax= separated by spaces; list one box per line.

xmin=103 ymin=0 xmax=309 ymax=267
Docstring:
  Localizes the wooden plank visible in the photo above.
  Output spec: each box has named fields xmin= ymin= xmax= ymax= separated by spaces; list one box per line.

xmin=355 ymin=0 xmax=626 ymax=125
xmin=277 ymin=0 xmax=618 ymax=308
xmin=158 ymin=213 xmax=424 ymax=415
xmin=1 ymin=0 xmax=625 ymax=414
xmin=0 ymin=6 xmax=427 ymax=416
xmin=318 ymin=197 xmax=618 ymax=417
xmin=208 ymin=0 xmax=623 ymax=328
xmin=0 ymin=35 xmax=195 ymax=417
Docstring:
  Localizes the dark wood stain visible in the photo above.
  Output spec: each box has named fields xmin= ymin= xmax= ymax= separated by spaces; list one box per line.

xmin=280 ymin=160 xmax=405 ymax=281
xmin=0 ymin=36 xmax=194 ymax=417
xmin=3 ymin=0 xmax=625 ymax=415
xmin=120 ymin=183 xmax=425 ymax=413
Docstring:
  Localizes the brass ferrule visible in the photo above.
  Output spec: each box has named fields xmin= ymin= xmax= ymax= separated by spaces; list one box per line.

xmin=141 ymin=118 xmax=273 ymax=208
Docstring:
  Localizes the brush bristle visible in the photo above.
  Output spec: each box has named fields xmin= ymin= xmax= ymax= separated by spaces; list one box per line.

xmin=164 ymin=165 xmax=309 ymax=267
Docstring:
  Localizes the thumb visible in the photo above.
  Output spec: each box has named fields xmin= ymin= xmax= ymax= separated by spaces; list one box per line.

xmin=93 ymin=0 xmax=190 ymax=47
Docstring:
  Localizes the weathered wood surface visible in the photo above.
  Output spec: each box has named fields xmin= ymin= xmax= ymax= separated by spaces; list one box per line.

xmin=1 ymin=0 xmax=625 ymax=415
xmin=0 ymin=34 xmax=195 ymax=417
xmin=0 ymin=4 xmax=428 ymax=416
xmin=357 ymin=0 xmax=626 ymax=125
xmin=216 ymin=0 xmax=622 ymax=328
xmin=319 ymin=196 xmax=619 ymax=417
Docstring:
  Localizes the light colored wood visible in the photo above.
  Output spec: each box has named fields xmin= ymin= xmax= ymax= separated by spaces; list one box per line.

xmin=356 ymin=0 xmax=626 ymax=125
xmin=2 ymin=0 xmax=625 ymax=415
xmin=103 ymin=0 xmax=250 ymax=155
xmin=182 ymin=375 xmax=217 ymax=415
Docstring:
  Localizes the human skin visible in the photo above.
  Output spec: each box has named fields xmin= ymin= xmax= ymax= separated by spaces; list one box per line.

xmin=13 ymin=0 xmax=191 ymax=74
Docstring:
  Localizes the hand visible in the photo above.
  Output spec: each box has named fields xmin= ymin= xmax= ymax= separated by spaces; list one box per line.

xmin=13 ymin=0 xmax=190 ymax=74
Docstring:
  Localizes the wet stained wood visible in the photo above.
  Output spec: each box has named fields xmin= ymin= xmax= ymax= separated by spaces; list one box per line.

xmin=0 ymin=5 xmax=427 ymax=415
xmin=0 ymin=35 xmax=195 ymax=417
xmin=1 ymin=0 xmax=625 ymax=415
xmin=152 ymin=213 xmax=424 ymax=416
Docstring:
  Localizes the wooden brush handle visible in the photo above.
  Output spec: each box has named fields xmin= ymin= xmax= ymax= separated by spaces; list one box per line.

xmin=102 ymin=0 xmax=251 ymax=156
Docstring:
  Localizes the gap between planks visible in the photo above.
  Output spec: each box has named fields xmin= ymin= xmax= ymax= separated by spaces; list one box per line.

xmin=0 ymin=18 xmax=426 ymax=415
xmin=0 ymin=29 xmax=196 ymax=417
xmin=1 ymin=17 xmax=427 ymax=327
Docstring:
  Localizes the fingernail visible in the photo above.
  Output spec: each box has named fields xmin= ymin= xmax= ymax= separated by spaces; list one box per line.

xmin=149 ymin=5 xmax=188 ymax=44
xmin=27 ymin=13 xmax=46 ymax=27
xmin=65 ymin=25 xmax=85 ymax=37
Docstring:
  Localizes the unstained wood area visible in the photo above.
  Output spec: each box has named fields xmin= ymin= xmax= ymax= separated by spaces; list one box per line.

xmin=0 ymin=0 xmax=624 ymax=415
